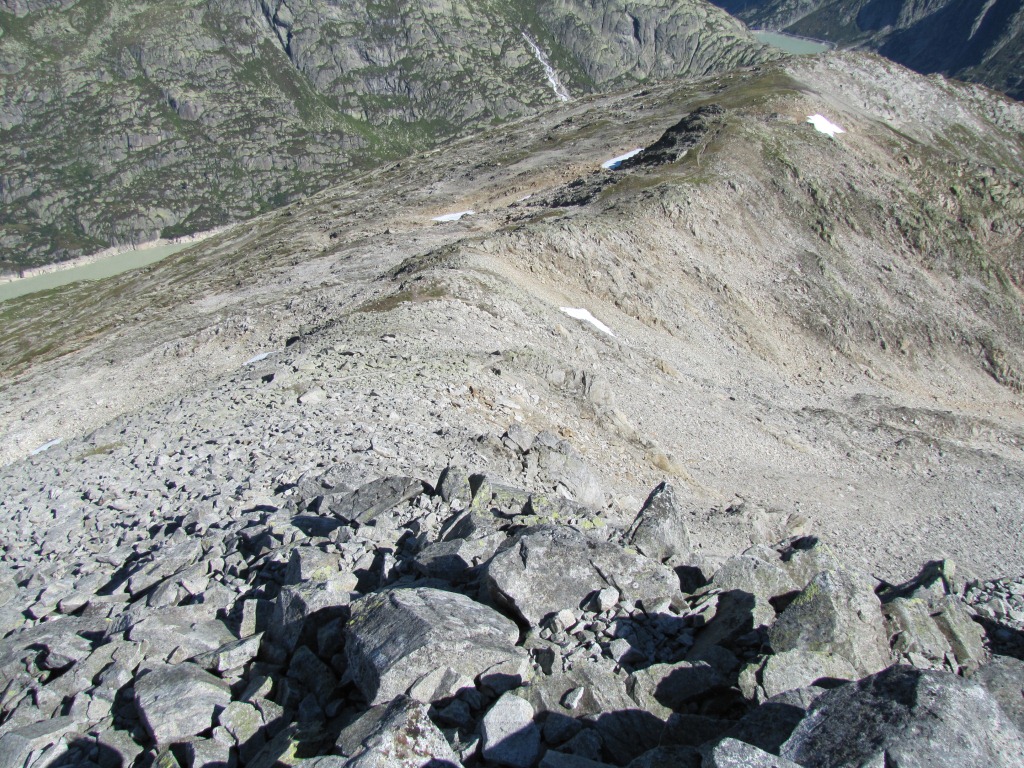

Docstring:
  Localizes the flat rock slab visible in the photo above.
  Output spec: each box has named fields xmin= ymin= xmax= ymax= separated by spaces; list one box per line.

xmin=704 ymin=737 xmax=803 ymax=768
xmin=484 ymin=525 xmax=679 ymax=627
xmin=133 ymin=662 xmax=231 ymax=745
xmin=345 ymin=587 xmax=526 ymax=705
xmin=781 ymin=665 xmax=1024 ymax=767
xmin=322 ymin=476 xmax=426 ymax=524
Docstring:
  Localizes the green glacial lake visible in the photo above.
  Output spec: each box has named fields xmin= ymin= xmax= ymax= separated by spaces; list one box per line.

xmin=0 ymin=243 xmax=189 ymax=303
xmin=754 ymin=30 xmax=833 ymax=55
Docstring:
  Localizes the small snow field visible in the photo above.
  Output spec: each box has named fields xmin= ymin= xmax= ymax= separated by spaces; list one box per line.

xmin=432 ymin=211 xmax=475 ymax=222
xmin=243 ymin=352 xmax=272 ymax=365
xmin=807 ymin=114 xmax=845 ymax=137
xmin=29 ymin=438 xmax=62 ymax=456
xmin=602 ymin=148 xmax=643 ymax=169
xmin=560 ymin=307 xmax=615 ymax=337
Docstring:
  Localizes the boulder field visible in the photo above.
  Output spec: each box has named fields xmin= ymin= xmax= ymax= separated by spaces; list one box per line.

xmin=0 ymin=446 xmax=1022 ymax=767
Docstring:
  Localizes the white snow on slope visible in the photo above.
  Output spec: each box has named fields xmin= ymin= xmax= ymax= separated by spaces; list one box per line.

xmin=30 ymin=438 xmax=62 ymax=456
xmin=602 ymin=148 xmax=643 ymax=169
xmin=433 ymin=210 xmax=475 ymax=222
xmin=807 ymin=114 xmax=845 ymax=138
xmin=523 ymin=33 xmax=570 ymax=102
xmin=244 ymin=351 xmax=272 ymax=365
xmin=560 ymin=307 xmax=615 ymax=337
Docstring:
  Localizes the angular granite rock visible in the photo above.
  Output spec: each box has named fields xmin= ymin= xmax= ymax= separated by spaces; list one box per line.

xmin=345 ymin=587 xmax=526 ymax=705
xmin=481 ymin=692 xmax=540 ymax=768
xmin=484 ymin=526 xmax=678 ymax=627
xmin=134 ymin=662 xmax=231 ymax=745
xmin=335 ymin=695 xmax=463 ymax=768
xmin=780 ymin=665 xmax=1024 ymax=767
xmin=769 ymin=568 xmax=891 ymax=676
xmin=627 ymin=482 xmax=693 ymax=567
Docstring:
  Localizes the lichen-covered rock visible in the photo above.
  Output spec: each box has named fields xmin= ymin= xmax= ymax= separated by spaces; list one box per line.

xmin=780 ymin=665 xmax=1024 ymax=767
xmin=345 ymin=587 xmax=526 ymax=705
xmin=769 ymin=568 xmax=891 ymax=676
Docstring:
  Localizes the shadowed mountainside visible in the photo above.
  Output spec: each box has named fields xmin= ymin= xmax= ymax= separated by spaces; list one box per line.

xmin=711 ymin=0 xmax=1024 ymax=101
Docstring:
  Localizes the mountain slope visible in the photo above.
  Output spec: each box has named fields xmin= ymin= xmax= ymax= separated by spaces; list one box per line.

xmin=0 ymin=0 xmax=769 ymax=272
xmin=711 ymin=0 xmax=1024 ymax=101
xmin=2 ymin=51 xmax=1022 ymax=581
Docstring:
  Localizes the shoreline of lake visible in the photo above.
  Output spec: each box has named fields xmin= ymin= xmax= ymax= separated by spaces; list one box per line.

xmin=0 ymin=226 xmax=228 ymax=285
xmin=0 ymin=226 xmax=231 ymax=303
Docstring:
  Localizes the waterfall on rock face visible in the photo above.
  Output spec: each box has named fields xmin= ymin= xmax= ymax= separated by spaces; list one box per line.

xmin=522 ymin=32 xmax=571 ymax=102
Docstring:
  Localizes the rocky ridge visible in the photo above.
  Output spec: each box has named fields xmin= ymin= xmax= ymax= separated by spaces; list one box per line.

xmin=1 ymin=49 xmax=1024 ymax=765
xmin=0 ymin=0 xmax=769 ymax=271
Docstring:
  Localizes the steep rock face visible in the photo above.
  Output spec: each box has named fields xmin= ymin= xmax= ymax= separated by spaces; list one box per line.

xmin=0 ymin=0 xmax=770 ymax=272
xmin=710 ymin=0 xmax=1024 ymax=101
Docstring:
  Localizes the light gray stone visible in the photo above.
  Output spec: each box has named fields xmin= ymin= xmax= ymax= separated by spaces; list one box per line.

xmin=134 ymin=662 xmax=231 ymax=745
xmin=346 ymin=587 xmax=527 ymax=705
xmin=485 ymin=525 xmax=679 ymax=627
xmin=481 ymin=693 xmax=540 ymax=768
xmin=752 ymin=648 xmax=858 ymax=699
xmin=711 ymin=555 xmax=797 ymax=627
xmin=704 ymin=737 xmax=804 ymax=768
xmin=781 ymin=665 xmax=1024 ymax=767
xmin=627 ymin=482 xmax=693 ymax=567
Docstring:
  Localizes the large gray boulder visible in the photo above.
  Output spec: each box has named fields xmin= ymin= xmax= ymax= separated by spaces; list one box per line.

xmin=345 ymin=587 xmax=527 ymax=705
xmin=484 ymin=526 xmax=679 ymax=627
xmin=133 ymin=663 xmax=231 ymax=745
xmin=711 ymin=555 xmax=797 ymax=627
xmin=335 ymin=695 xmax=463 ymax=768
xmin=627 ymin=482 xmax=693 ymax=567
xmin=769 ymin=568 xmax=891 ymax=676
xmin=780 ymin=665 xmax=1024 ymax=767
xmin=742 ymin=649 xmax=858 ymax=700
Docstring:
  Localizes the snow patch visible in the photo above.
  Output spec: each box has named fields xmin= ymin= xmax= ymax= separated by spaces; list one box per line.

xmin=30 ymin=438 xmax=62 ymax=456
xmin=602 ymin=148 xmax=643 ymax=169
xmin=432 ymin=211 xmax=475 ymax=222
xmin=244 ymin=351 xmax=273 ymax=365
xmin=807 ymin=114 xmax=845 ymax=138
xmin=560 ymin=307 xmax=615 ymax=337
xmin=523 ymin=32 xmax=570 ymax=103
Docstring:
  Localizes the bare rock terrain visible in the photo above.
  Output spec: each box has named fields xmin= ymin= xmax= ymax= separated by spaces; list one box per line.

xmin=0 ymin=51 xmax=1023 ymax=766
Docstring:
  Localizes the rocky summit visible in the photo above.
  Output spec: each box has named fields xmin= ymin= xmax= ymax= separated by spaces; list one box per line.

xmin=1 ymin=42 xmax=1024 ymax=768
